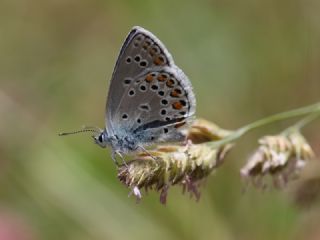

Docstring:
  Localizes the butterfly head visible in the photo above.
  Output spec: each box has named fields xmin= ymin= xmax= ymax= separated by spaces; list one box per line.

xmin=93 ymin=130 xmax=109 ymax=148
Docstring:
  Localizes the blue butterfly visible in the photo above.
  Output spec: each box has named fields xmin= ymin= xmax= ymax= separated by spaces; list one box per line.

xmin=60 ymin=26 xmax=196 ymax=165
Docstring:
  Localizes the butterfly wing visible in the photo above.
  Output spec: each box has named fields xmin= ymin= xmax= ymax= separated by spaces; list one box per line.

xmin=106 ymin=26 xmax=174 ymax=133
xmin=105 ymin=26 xmax=196 ymax=146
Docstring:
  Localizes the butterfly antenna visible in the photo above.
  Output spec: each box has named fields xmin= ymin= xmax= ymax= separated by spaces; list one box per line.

xmin=59 ymin=126 xmax=101 ymax=136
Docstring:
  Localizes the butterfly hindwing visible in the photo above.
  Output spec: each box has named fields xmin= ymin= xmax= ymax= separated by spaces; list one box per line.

xmin=112 ymin=66 xmax=195 ymax=144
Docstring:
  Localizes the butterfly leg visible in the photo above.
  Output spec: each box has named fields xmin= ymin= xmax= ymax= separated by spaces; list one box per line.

xmin=111 ymin=151 xmax=120 ymax=166
xmin=138 ymin=146 xmax=158 ymax=162
xmin=113 ymin=151 xmax=128 ymax=168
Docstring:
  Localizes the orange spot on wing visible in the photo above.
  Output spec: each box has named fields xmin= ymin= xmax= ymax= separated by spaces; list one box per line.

xmin=145 ymin=74 xmax=153 ymax=82
xmin=157 ymin=74 xmax=167 ymax=82
xmin=149 ymin=48 xmax=156 ymax=57
xmin=166 ymin=79 xmax=175 ymax=88
xmin=172 ymin=102 xmax=183 ymax=110
xmin=143 ymin=40 xmax=151 ymax=50
xmin=170 ymin=89 xmax=182 ymax=97
xmin=153 ymin=55 xmax=165 ymax=65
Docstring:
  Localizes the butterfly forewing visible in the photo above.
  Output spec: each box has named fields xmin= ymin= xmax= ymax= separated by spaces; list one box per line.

xmin=106 ymin=26 xmax=174 ymax=132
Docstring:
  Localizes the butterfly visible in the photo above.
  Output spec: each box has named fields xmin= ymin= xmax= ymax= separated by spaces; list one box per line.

xmin=60 ymin=26 xmax=196 ymax=165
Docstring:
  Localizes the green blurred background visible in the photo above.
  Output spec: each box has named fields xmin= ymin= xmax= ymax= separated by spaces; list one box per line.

xmin=1 ymin=0 xmax=320 ymax=239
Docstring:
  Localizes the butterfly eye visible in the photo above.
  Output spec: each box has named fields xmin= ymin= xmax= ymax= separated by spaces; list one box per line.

xmin=98 ymin=134 xmax=103 ymax=143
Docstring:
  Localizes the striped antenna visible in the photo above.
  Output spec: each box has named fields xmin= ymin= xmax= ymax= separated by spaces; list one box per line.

xmin=59 ymin=126 xmax=101 ymax=136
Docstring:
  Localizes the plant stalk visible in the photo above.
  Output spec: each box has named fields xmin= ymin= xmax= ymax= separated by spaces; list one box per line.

xmin=209 ymin=102 xmax=320 ymax=147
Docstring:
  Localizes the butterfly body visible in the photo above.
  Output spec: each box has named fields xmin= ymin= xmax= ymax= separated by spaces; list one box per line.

xmin=94 ymin=130 xmax=137 ymax=153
